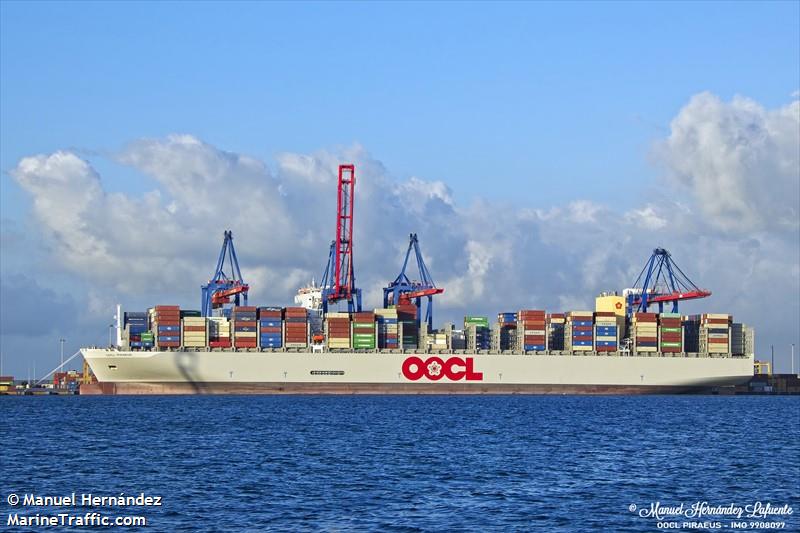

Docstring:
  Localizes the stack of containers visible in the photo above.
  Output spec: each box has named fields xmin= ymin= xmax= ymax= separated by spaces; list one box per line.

xmin=451 ymin=330 xmax=467 ymax=350
xmin=208 ymin=317 xmax=231 ymax=348
xmin=631 ymin=312 xmax=658 ymax=354
xmin=258 ymin=307 xmax=283 ymax=349
xmin=352 ymin=312 xmax=376 ymax=349
xmin=731 ymin=323 xmax=745 ymax=355
xmin=181 ymin=314 xmax=207 ymax=348
xmin=149 ymin=305 xmax=181 ymax=349
xmin=396 ymin=303 xmax=419 ymax=349
xmin=518 ymin=310 xmax=546 ymax=351
xmin=565 ymin=311 xmax=593 ymax=352
xmin=464 ymin=316 xmax=491 ymax=350
xmin=744 ymin=326 xmax=755 ymax=356
xmin=683 ymin=315 xmax=700 ymax=352
xmin=700 ymin=314 xmax=731 ymax=354
xmin=326 ymin=312 xmax=351 ymax=349
xmin=547 ymin=313 xmax=566 ymax=350
xmin=124 ymin=312 xmax=150 ymax=350
xmin=140 ymin=331 xmax=155 ymax=348
xmin=284 ymin=307 xmax=309 ymax=348
xmin=426 ymin=331 xmax=449 ymax=350
xmin=497 ymin=312 xmax=517 ymax=350
xmin=232 ymin=306 xmax=258 ymax=349
xmin=659 ymin=312 xmax=683 ymax=354
xmin=593 ymin=311 xmax=618 ymax=352
xmin=375 ymin=308 xmax=399 ymax=349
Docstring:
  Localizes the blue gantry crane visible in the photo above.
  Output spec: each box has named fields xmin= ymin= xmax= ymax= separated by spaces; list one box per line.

xmin=383 ymin=233 xmax=444 ymax=332
xmin=201 ymin=230 xmax=249 ymax=317
xmin=626 ymin=247 xmax=711 ymax=317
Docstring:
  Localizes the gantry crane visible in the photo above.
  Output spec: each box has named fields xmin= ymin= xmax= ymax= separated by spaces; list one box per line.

xmin=383 ymin=233 xmax=444 ymax=332
xmin=201 ymin=230 xmax=249 ymax=316
xmin=319 ymin=164 xmax=362 ymax=314
xmin=625 ymin=247 xmax=711 ymax=317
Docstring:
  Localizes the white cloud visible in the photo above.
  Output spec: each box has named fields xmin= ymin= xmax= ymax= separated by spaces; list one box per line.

xmin=624 ymin=205 xmax=668 ymax=230
xmin=7 ymin=92 xmax=799 ymax=365
xmin=656 ymin=92 xmax=799 ymax=234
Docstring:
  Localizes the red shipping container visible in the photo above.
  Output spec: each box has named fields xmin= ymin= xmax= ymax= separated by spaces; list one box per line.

xmin=209 ymin=340 xmax=231 ymax=348
xmin=184 ymin=325 xmax=206 ymax=332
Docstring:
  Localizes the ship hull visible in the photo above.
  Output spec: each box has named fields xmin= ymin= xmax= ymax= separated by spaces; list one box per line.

xmin=80 ymin=348 xmax=753 ymax=395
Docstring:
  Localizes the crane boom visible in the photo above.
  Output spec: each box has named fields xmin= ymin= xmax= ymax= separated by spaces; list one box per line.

xmin=626 ymin=248 xmax=710 ymax=316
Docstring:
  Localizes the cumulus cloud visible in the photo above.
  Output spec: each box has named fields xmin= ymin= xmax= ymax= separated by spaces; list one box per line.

xmin=656 ymin=92 xmax=799 ymax=234
xmin=6 ymin=93 xmax=799 ymax=367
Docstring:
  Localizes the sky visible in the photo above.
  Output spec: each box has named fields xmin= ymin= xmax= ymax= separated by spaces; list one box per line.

xmin=1 ymin=1 xmax=798 ymax=377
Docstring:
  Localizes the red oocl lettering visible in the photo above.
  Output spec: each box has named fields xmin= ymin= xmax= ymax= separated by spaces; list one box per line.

xmin=401 ymin=356 xmax=483 ymax=381
xmin=401 ymin=356 xmax=425 ymax=380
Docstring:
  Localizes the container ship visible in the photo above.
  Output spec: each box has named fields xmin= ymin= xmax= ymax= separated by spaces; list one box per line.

xmin=80 ymin=296 xmax=755 ymax=395
xmin=79 ymin=165 xmax=755 ymax=394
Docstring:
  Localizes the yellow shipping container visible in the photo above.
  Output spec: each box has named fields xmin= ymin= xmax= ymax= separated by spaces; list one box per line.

xmin=595 ymin=295 xmax=625 ymax=317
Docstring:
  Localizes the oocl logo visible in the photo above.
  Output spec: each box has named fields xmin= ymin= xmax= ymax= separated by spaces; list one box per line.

xmin=401 ymin=356 xmax=483 ymax=381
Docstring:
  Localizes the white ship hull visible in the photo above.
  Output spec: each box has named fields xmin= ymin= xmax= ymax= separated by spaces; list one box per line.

xmin=80 ymin=348 xmax=753 ymax=395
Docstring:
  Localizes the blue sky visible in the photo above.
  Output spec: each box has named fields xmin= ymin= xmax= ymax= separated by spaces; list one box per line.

xmin=1 ymin=1 xmax=799 ymax=376
xmin=3 ymin=1 xmax=797 ymax=209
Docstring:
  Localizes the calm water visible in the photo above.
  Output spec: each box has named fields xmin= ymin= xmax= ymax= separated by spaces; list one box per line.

xmin=2 ymin=396 xmax=799 ymax=532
